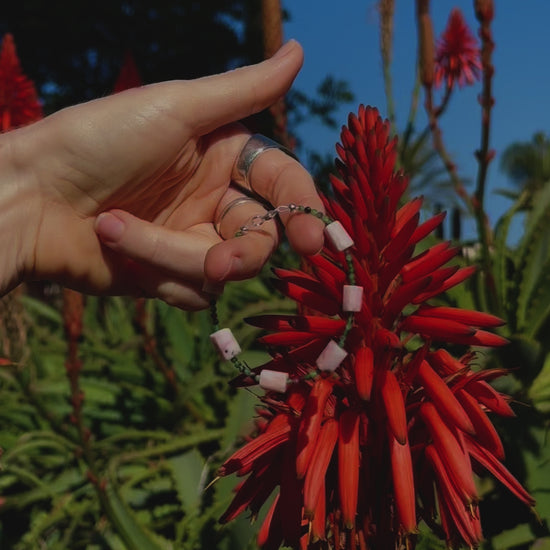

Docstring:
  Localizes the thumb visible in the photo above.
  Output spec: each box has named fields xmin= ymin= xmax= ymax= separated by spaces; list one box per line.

xmin=184 ymin=40 xmax=303 ymax=134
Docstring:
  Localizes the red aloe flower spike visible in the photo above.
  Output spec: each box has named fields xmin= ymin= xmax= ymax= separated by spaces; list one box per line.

xmin=456 ymin=388 xmax=505 ymax=460
xmin=420 ymin=403 xmax=478 ymax=505
xmin=380 ymin=369 xmax=408 ymax=445
xmin=435 ymin=8 xmax=482 ymax=90
xmin=417 ymin=360 xmax=475 ymax=435
xmin=0 ymin=33 xmax=43 ymax=132
xmin=355 ymin=347 xmax=374 ymax=401
xmin=304 ymin=418 xmax=338 ymax=518
xmin=338 ymin=409 xmax=360 ymax=529
xmin=218 ymin=105 xmax=533 ymax=548
xmin=296 ymin=378 xmax=334 ymax=478
xmin=389 ymin=433 xmax=416 ymax=534
xmin=465 ymin=436 xmax=536 ymax=507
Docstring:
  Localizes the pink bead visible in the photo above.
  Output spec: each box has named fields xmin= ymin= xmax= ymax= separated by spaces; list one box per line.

xmin=343 ymin=285 xmax=363 ymax=312
xmin=259 ymin=369 xmax=289 ymax=393
xmin=316 ymin=340 xmax=348 ymax=372
xmin=210 ymin=328 xmax=241 ymax=360
xmin=324 ymin=221 xmax=354 ymax=251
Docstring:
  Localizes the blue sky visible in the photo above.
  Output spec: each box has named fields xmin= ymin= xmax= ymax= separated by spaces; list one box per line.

xmin=283 ymin=2 xmax=550 ymax=239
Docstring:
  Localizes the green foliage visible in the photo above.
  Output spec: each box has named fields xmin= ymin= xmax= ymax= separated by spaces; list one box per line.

xmin=499 ymin=132 xmax=550 ymax=198
xmin=0 ymin=277 xmax=290 ymax=549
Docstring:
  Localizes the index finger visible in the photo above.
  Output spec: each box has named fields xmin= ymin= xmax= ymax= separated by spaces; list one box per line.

xmin=232 ymin=142 xmax=326 ymax=256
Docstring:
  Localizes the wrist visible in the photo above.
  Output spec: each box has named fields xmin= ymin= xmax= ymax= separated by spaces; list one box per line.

xmin=0 ymin=129 xmax=43 ymax=295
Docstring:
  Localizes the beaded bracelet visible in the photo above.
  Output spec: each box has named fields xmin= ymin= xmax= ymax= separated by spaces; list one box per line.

xmin=209 ymin=204 xmax=362 ymax=393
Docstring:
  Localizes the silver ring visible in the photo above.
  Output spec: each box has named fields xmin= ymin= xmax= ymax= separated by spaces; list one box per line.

xmin=234 ymin=134 xmax=298 ymax=192
xmin=214 ymin=197 xmax=262 ymax=236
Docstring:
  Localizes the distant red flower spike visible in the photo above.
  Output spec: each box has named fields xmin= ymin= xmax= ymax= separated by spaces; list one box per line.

xmin=435 ymin=8 xmax=482 ymax=89
xmin=0 ymin=33 xmax=42 ymax=132
xmin=218 ymin=105 xmax=530 ymax=549
xmin=113 ymin=50 xmax=142 ymax=93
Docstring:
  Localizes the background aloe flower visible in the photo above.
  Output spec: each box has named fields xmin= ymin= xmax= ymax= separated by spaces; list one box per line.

xmin=0 ymin=33 xmax=42 ymax=132
xmin=434 ymin=8 xmax=481 ymax=89
xmin=218 ymin=105 xmax=535 ymax=549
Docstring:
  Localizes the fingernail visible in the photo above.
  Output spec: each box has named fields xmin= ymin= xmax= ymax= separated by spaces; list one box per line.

xmin=221 ymin=256 xmax=244 ymax=281
xmin=273 ymin=39 xmax=297 ymax=59
xmin=95 ymin=212 xmax=125 ymax=243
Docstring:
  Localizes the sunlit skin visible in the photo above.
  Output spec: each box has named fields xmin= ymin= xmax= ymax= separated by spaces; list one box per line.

xmin=0 ymin=40 xmax=325 ymax=309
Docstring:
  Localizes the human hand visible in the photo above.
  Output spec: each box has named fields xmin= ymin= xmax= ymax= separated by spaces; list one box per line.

xmin=0 ymin=40 xmax=325 ymax=309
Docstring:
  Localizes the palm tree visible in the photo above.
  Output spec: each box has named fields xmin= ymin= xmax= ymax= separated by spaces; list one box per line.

xmin=500 ymin=131 xmax=550 ymax=200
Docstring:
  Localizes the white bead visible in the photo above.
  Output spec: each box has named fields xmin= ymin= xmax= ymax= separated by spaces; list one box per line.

xmin=343 ymin=285 xmax=363 ymax=312
xmin=316 ymin=340 xmax=348 ymax=372
xmin=210 ymin=328 xmax=241 ymax=360
xmin=259 ymin=369 xmax=289 ymax=393
xmin=324 ymin=221 xmax=354 ymax=251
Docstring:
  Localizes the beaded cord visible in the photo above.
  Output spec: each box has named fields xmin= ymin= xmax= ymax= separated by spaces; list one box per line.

xmin=209 ymin=204 xmax=361 ymax=392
